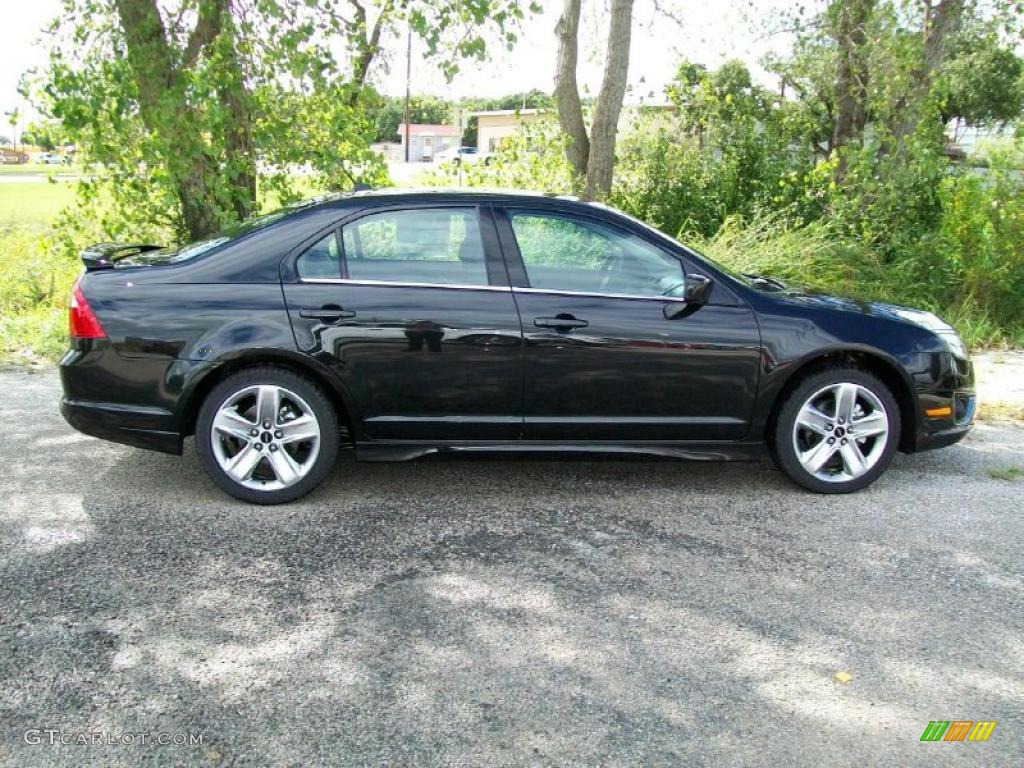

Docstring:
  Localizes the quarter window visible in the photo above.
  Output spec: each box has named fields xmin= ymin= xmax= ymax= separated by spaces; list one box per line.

xmin=508 ymin=212 xmax=685 ymax=298
xmin=341 ymin=208 xmax=488 ymax=287
xmin=296 ymin=231 xmax=340 ymax=279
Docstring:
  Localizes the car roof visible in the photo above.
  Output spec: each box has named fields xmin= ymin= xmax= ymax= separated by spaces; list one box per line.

xmin=310 ymin=187 xmax=583 ymax=210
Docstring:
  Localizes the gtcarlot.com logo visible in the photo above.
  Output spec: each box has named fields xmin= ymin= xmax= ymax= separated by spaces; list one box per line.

xmin=24 ymin=729 xmax=204 ymax=746
xmin=920 ymin=720 xmax=997 ymax=742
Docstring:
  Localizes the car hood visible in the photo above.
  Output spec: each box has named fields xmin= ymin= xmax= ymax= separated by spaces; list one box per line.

xmin=766 ymin=283 xmax=948 ymax=330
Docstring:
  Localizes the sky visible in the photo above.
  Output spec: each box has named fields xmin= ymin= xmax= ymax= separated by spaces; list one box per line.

xmin=0 ymin=0 xmax=795 ymax=142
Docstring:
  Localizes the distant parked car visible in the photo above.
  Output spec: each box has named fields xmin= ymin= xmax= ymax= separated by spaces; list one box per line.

xmin=37 ymin=152 xmax=64 ymax=165
xmin=435 ymin=146 xmax=492 ymax=166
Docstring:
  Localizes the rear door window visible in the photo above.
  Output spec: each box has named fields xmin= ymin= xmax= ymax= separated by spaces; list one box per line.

xmin=341 ymin=208 xmax=488 ymax=287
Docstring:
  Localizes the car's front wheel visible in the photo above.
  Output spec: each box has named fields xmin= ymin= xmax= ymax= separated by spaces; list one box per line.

xmin=196 ymin=367 xmax=340 ymax=504
xmin=773 ymin=367 xmax=900 ymax=493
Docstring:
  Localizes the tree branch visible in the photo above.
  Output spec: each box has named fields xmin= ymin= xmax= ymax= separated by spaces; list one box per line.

xmin=181 ymin=0 xmax=229 ymax=73
xmin=345 ymin=0 xmax=394 ymax=105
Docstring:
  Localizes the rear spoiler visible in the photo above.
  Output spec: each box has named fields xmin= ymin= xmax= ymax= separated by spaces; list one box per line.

xmin=80 ymin=242 xmax=164 ymax=271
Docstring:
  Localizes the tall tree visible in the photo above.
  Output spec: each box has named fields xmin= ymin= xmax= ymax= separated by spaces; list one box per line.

xmin=345 ymin=0 xmax=395 ymax=105
xmin=553 ymin=0 xmax=636 ymax=200
xmin=39 ymin=0 xmax=535 ymax=243
xmin=585 ymin=0 xmax=634 ymax=199
xmin=343 ymin=0 xmax=539 ymax=106
xmin=113 ymin=0 xmax=250 ymax=237
xmin=830 ymin=0 xmax=875 ymax=169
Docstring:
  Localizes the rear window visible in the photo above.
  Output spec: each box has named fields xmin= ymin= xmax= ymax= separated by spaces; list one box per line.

xmin=118 ymin=204 xmax=312 ymax=267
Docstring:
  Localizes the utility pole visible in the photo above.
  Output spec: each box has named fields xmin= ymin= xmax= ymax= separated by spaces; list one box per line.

xmin=403 ymin=23 xmax=412 ymax=163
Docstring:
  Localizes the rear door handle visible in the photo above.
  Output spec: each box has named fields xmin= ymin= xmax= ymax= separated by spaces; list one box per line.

xmin=299 ymin=305 xmax=356 ymax=323
xmin=534 ymin=315 xmax=589 ymax=331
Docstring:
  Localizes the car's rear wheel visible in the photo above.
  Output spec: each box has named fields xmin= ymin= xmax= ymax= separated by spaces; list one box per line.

xmin=773 ymin=367 xmax=900 ymax=493
xmin=196 ymin=367 xmax=340 ymax=504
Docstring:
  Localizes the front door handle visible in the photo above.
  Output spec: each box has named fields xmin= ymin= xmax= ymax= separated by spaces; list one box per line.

xmin=299 ymin=304 xmax=356 ymax=323
xmin=534 ymin=314 xmax=589 ymax=332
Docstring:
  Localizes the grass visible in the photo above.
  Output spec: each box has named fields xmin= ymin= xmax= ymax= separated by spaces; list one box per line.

xmin=691 ymin=214 xmax=1024 ymax=351
xmin=977 ymin=401 xmax=1024 ymax=423
xmin=0 ymin=228 xmax=80 ymax=363
xmin=988 ymin=466 xmax=1024 ymax=482
xmin=0 ymin=181 xmax=76 ymax=231
xmin=0 ymin=181 xmax=80 ymax=363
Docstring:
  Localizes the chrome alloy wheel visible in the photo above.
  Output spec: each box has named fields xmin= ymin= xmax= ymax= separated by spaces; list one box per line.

xmin=210 ymin=385 xmax=321 ymax=491
xmin=791 ymin=382 xmax=890 ymax=483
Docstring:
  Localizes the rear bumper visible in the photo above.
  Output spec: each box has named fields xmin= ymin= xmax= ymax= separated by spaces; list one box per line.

xmin=60 ymin=398 xmax=183 ymax=454
xmin=58 ymin=345 xmax=200 ymax=455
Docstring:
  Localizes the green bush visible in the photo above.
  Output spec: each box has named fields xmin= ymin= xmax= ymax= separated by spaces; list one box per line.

xmin=686 ymin=214 xmax=890 ymax=301
xmin=0 ymin=230 xmax=80 ymax=361
xmin=935 ymin=164 xmax=1024 ymax=329
xmin=687 ymin=206 xmax=1024 ymax=349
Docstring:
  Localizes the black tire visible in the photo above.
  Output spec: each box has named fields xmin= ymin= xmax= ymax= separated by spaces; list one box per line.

xmin=195 ymin=366 xmax=340 ymax=504
xmin=772 ymin=366 xmax=901 ymax=494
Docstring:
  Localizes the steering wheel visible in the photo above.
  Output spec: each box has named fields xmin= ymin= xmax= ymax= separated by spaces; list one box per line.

xmin=657 ymin=275 xmax=686 ymax=298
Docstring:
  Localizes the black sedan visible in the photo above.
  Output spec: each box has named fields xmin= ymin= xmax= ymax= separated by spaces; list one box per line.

xmin=60 ymin=190 xmax=975 ymax=503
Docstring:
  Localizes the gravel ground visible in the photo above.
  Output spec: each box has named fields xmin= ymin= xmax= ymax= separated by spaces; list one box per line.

xmin=974 ymin=351 xmax=1024 ymax=412
xmin=1 ymin=370 xmax=1022 ymax=767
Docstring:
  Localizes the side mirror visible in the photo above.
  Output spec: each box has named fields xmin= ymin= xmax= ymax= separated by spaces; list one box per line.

xmin=684 ymin=274 xmax=713 ymax=305
xmin=664 ymin=274 xmax=713 ymax=319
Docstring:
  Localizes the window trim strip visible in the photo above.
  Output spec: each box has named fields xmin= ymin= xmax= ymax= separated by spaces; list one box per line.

xmin=299 ymin=277 xmax=510 ymax=291
xmin=514 ymin=286 xmax=687 ymax=303
xmin=297 ymin=278 xmax=687 ymax=302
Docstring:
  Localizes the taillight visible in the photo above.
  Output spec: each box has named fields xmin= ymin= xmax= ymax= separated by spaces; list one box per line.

xmin=69 ymin=283 xmax=107 ymax=339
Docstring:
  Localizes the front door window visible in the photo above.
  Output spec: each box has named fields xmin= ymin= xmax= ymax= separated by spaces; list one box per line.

xmin=508 ymin=211 xmax=685 ymax=298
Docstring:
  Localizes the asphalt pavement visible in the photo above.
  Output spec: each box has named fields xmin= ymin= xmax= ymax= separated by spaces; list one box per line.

xmin=1 ymin=369 xmax=1022 ymax=767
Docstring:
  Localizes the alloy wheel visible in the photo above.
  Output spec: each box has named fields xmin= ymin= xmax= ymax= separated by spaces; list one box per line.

xmin=210 ymin=384 xmax=321 ymax=491
xmin=791 ymin=382 xmax=890 ymax=483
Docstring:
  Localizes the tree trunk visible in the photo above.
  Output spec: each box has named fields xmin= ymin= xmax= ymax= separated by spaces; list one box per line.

xmin=583 ymin=0 xmax=634 ymax=200
xmin=890 ymin=0 xmax=964 ymax=151
xmin=220 ymin=17 xmax=257 ymax=221
xmin=177 ymin=161 xmax=221 ymax=241
xmin=115 ymin=0 xmax=242 ymax=241
xmin=554 ymin=0 xmax=589 ymax=181
xmin=831 ymin=0 xmax=874 ymax=172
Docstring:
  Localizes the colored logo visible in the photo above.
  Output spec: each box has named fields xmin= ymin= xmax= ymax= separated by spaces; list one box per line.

xmin=920 ymin=721 xmax=997 ymax=742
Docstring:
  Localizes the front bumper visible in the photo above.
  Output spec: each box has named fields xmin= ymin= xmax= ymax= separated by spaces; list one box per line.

xmin=915 ymin=420 xmax=973 ymax=451
xmin=912 ymin=354 xmax=975 ymax=453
